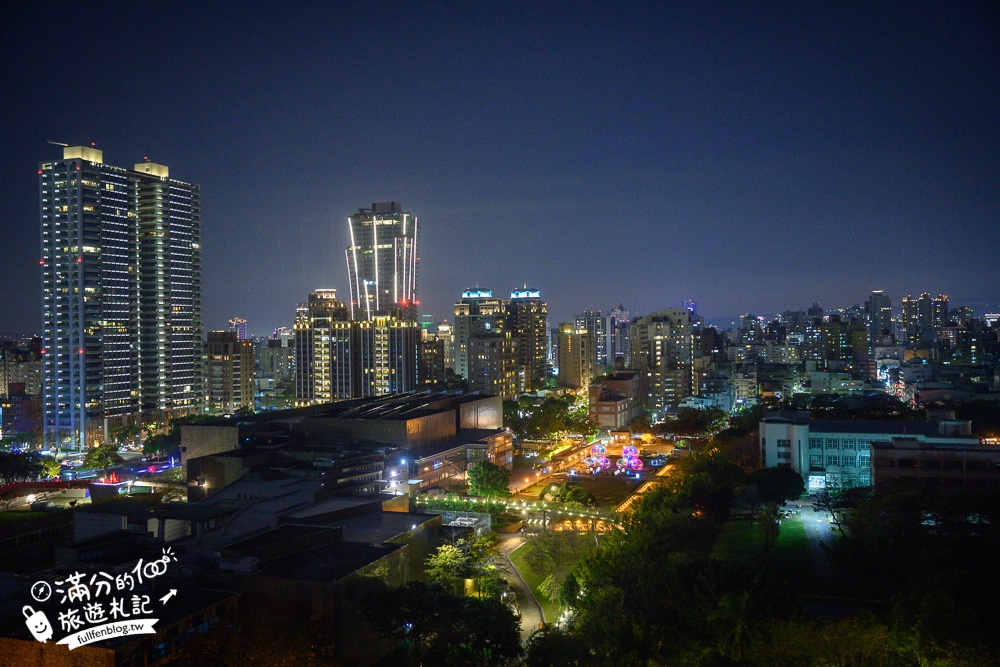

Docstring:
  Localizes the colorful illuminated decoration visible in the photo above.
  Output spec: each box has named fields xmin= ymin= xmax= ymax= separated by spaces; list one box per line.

xmin=585 ymin=454 xmax=612 ymax=475
xmin=616 ymin=446 xmax=643 ymax=475
xmin=590 ymin=443 xmax=606 ymax=458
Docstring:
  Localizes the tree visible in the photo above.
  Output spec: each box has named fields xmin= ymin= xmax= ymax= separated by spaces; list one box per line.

xmin=0 ymin=452 xmax=45 ymax=484
xmin=143 ymin=433 xmax=175 ymax=457
xmin=757 ymin=502 xmax=781 ymax=556
xmin=108 ymin=422 xmax=141 ymax=446
xmin=467 ymin=461 xmax=511 ymax=498
xmin=748 ymin=467 xmax=805 ymax=504
xmin=425 ymin=544 xmax=468 ymax=592
xmin=370 ymin=581 xmax=522 ymax=667
xmin=0 ymin=491 xmax=17 ymax=511
xmin=522 ymin=531 xmax=595 ymax=578
xmin=40 ymin=455 xmax=61 ymax=479
xmin=658 ymin=408 xmax=728 ymax=438
xmin=0 ymin=430 xmax=41 ymax=453
xmin=83 ymin=444 xmax=124 ymax=475
xmin=525 ymin=625 xmax=591 ymax=667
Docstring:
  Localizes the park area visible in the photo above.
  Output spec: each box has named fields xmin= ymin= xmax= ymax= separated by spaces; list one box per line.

xmin=713 ymin=514 xmax=816 ymax=593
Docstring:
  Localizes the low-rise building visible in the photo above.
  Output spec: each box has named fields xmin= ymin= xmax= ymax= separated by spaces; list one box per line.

xmin=589 ymin=369 xmax=642 ymax=430
xmin=759 ymin=410 xmax=980 ymax=491
xmin=872 ymin=437 xmax=1000 ymax=490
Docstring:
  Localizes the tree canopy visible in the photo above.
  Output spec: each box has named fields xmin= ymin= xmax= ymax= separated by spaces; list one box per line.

xmin=504 ymin=395 xmax=599 ymax=443
xmin=747 ymin=466 xmax=805 ymax=504
xmin=371 ymin=581 xmax=522 ymax=667
xmin=0 ymin=451 xmax=45 ymax=484
xmin=466 ymin=460 xmax=511 ymax=497
xmin=83 ymin=444 xmax=124 ymax=474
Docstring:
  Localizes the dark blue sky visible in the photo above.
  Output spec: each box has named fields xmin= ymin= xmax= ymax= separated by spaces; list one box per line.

xmin=2 ymin=1 xmax=997 ymax=335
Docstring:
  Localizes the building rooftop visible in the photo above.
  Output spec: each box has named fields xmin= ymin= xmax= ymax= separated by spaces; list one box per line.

xmin=809 ymin=420 xmax=941 ymax=436
xmin=221 ymin=523 xmax=333 ymax=552
xmin=332 ymin=511 xmax=436 ymax=545
xmin=76 ymin=498 xmax=234 ymax=523
xmin=256 ymin=541 xmax=402 ymax=582
xmin=872 ymin=437 xmax=1000 ymax=452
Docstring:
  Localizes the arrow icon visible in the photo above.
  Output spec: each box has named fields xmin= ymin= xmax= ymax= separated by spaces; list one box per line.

xmin=159 ymin=589 xmax=177 ymax=605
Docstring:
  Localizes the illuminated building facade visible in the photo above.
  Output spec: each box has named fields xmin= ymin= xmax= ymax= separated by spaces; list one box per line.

xmin=228 ymin=317 xmax=248 ymax=340
xmin=134 ymin=160 xmax=203 ymax=416
xmin=206 ymin=331 xmax=254 ymax=413
xmin=294 ymin=290 xmax=418 ymax=404
xmin=467 ymin=322 xmax=519 ymax=399
xmin=631 ymin=309 xmax=694 ymax=411
xmin=507 ymin=289 xmax=548 ymax=391
xmin=39 ymin=146 xmax=202 ymax=449
xmin=452 ymin=289 xmax=507 ymax=380
xmin=294 ymin=290 xmax=352 ymax=405
xmin=608 ymin=304 xmax=631 ymax=367
xmin=557 ymin=322 xmax=593 ymax=390
xmin=575 ymin=309 xmax=609 ymax=369
xmin=866 ymin=290 xmax=893 ymax=350
xmin=345 ymin=202 xmax=418 ymax=321
xmin=901 ymin=293 xmax=949 ymax=346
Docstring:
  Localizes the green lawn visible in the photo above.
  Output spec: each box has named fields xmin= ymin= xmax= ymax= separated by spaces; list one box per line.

xmin=508 ymin=545 xmax=562 ymax=623
xmin=714 ymin=516 xmax=814 ymax=592
xmin=0 ymin=510 xmax=49 ymax=525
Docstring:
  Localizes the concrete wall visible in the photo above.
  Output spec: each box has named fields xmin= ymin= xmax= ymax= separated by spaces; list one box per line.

xmin=180 ymin=424 xmax=241 ymax=473
xmin=459 ymin=395 xmax=502 ymax=430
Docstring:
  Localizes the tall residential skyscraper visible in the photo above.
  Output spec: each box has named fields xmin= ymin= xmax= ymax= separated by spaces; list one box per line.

xmin=558 ymin=322 xmax=593 ymax=390
xmin=608 ymin=305 xmax=631 ymax=367
xmin=865 ymin=290 xmax=893 ymax=350
xmin=452 ymin=289 xmax=508 ymax=380
xmin=575 ymin=309 xmax=609 ymax=369
xmin=345 ymin=202 xmax=419 ymax=320
xmin=294 ymin=289 xmax=418 ymax=404
xmin=40 ymin=146 xmax=202 ymax=449
xmin=507 ymin=289 xmax=548 ymax=391
xmin=631 ymin=309 xmax=694 ymax=411
xmin=294 ymin=290 xmax=352 ymax=405
xmin=901 ymin=293 xmax=949 ymax=346
xmin=467 ymin=321 xmax=519 ymax=399
xmin=134 ymin=160 xmax=202 ymax=415
xmin=205 ymin=331 xmax=254 ymax=414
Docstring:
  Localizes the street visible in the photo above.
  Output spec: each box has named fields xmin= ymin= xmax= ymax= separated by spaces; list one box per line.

xmin=497 ymin=534 xmax=545 ymax=643
xmin=788 ymin=498 xmax=837 ymax=589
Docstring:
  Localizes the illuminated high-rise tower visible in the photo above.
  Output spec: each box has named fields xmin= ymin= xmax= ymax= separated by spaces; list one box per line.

xmin=40 ymin=146 xmax=202 ymax=449
xmin=134 ymin=160 xmax=202 ymax=416
xmin=508 ymin=289 xmax=548 ymax=391
xmin=345 ymin=202 xmax=419 ymax=320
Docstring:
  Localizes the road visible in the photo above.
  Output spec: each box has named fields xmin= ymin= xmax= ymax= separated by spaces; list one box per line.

xmin=497 ymin=534 xmax=545 ymax=642
xmin=788 ymin=498 xmax=837 ymax=590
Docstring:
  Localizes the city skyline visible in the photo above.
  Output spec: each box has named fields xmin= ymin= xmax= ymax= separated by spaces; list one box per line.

xmin=1 ymin=2 xmax=998 ymax=336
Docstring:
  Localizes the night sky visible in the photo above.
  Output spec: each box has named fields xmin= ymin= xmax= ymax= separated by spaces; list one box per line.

xmin=2 ymin=2 xmax=997 ymax=336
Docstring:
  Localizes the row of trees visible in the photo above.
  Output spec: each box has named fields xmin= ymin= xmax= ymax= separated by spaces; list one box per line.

xmin=0 ymin=451 xmax=50 ymax=485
